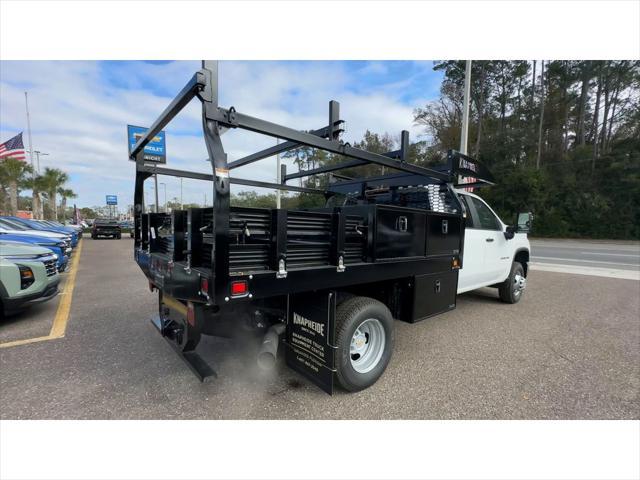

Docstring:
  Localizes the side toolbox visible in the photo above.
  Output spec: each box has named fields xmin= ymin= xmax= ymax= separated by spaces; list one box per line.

xmin=426 ymin=213 xmax=462 ymax=256
xmin=409 ymin=271 xmax=459 ymax=322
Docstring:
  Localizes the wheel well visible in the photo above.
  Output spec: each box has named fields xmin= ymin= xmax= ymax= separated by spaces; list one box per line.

xmin=514 ymin=250 xmax=530 ymax=276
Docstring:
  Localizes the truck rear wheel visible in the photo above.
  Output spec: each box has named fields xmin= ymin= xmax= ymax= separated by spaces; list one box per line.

xmin=499 ymin=261 xmax=526 ymax=304
xmin=334 ymin=296 xmax=394 ymax=392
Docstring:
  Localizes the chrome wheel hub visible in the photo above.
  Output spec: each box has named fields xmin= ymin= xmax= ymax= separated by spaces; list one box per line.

xmin=350 ymin=318 xmax=385 ymax=374
xmin=513 ymin=273 xmax=526 ymax=297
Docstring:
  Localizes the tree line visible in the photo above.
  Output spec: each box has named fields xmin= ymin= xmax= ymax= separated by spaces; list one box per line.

xmin=234 ymin=60 xmax=640 ymax=239
xmin=0 ymin=157 xmax=77 ymax=221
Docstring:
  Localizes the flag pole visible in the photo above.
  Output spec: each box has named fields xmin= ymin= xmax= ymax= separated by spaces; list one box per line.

xmin=24 ymin=92 xmax=37 ymax=218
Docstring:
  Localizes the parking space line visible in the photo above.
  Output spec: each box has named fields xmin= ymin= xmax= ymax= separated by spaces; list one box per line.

xmin=0 ymin=239 xmax=83 ymax=349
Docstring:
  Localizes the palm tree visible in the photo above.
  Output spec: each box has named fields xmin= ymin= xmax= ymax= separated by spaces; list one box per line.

xmin=31 ymin=174 xmax=47 ymax=220
xmin=0 ymin=158 xmax=33 ymax=215
xmin=39 ymin=167 xmax=69 ymax=220
xmin=57 ymin=187 xmax=77 ymax=221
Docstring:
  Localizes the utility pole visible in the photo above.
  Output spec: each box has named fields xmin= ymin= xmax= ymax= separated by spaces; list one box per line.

xmin=24 ymin=92 xmax=36 ymax=218
xmin=536 ymin=60 xmax=546 ymax=170
xmin=460 ymin=60 xmax=472 ymax=156
xmin=276 ymin=138 xmax=281 ymax=209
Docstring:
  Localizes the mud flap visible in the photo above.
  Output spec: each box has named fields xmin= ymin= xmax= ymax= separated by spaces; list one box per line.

xmin=284 ymin=291 xmax=337 ymax=395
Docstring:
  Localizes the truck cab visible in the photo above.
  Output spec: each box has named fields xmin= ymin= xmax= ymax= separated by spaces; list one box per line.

xmin=456 ymin=190 xmax=531 ymax=303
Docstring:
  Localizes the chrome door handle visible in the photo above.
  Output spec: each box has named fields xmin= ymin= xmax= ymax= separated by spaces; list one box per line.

xmin=485 ymin=238 xmax=494 ymax=242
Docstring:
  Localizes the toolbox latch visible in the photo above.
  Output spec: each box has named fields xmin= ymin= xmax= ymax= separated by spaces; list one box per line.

xmin=276 ymin=258 xmax=288 ymax=279
xmin=396 ymin=216 xmax=408 ymax=232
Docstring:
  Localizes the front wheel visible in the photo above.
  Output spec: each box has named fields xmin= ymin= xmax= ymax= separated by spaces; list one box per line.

xmin=499 ymin=261 xmax=526 ymax=304
xmin=334 ymin=296 xmax=394 ymax=392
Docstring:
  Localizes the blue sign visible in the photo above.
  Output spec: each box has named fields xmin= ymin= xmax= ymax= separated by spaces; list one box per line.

xmin=127 ymin=125 xmax=166 ymax=164
xmin=106 ymin=195 xmax=118 ymax=206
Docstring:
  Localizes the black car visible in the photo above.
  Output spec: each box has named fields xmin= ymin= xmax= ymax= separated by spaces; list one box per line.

xmin=91 ymin=219 xmax=121 ymax=239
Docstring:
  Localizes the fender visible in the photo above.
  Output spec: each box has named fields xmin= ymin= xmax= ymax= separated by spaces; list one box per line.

xmin=513 ymin=248 xmax=530 ymax=276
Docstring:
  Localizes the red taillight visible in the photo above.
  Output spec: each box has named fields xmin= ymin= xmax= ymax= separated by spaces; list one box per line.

xmin=231 ymin=280 xmax=248 ymax=296
xmin=200 ymin=277 xmax=209 ymax=294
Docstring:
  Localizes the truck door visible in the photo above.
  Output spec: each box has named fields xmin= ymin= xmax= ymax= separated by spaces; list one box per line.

xmin=466 ymin=195 xmax=509 ymax=284
xmin=457 ymin=194 xmax=486 ymax=292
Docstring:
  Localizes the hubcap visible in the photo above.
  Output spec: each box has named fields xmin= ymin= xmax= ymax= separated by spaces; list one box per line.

xmin=350 ymin=318 xmax=385 ymax=373
xmin=513 ymin=273 xmax=526 ymax=297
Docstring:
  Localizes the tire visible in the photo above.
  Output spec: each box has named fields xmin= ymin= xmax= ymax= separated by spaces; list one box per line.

xmin=91 ymin=234 xmax=96 ymax=239
xmin=334 ymin=296 xmax=394 ymax=392
xmin=499 ymin=261 xmax=526 ymax=304
xmin=116 ymin=234 xmax=121 ymax=239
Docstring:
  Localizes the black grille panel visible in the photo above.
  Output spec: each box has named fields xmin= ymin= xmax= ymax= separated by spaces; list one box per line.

xmin=287 ymin=211 xmax=332 ymax=268
xmin=44 ymin=258 xmax=57 ymax=276
xmin=344 ymin=215 xmax=366 ymax=264
xmin=228 ymin=207 xmax=270 ymax=273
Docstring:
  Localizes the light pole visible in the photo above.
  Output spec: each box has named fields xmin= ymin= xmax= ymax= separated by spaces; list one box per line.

xmin=180 ymin=178 xmax=183 ymax=210
xmin=460 ymin=60 xmax=472 ymax=188
xmin=153 ymin=174 xmax=159 ymax=213
xmin=159 ymin=182 xmax=167 ymax=212
xmin=276 ymin=138 xmax=281 ymax=209
xmin=149 ymin=183 xmax=157 ymax=213
xmin=33 ymin=150 xmax=49 ymax=173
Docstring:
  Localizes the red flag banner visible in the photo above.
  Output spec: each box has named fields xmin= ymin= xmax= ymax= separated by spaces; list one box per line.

xmin=0 ymin=132 xmax=27 ymax=161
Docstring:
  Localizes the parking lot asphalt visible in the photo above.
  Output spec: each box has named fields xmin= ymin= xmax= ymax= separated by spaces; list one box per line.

xmin=1 ymin=237 xmax=638 ymax=420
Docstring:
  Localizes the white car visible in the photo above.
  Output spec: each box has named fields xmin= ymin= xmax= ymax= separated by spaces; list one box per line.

xmin=456 ymin=190 xmax=531 ymax=303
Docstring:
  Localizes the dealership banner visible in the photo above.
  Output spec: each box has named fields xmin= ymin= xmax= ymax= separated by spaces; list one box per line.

xmin=127 ymin=125 xmax=166 ymax=164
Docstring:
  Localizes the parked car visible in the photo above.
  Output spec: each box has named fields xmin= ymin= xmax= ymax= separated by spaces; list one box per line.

xmin=0 ymin=233 xmax=70 ymax=272
xmin=92 ymin=219 xmax=121 ymax=239
xmin=0 ymin=218 xmax=73 ymax=245
xmin=3 ymin=216 xmax=79 ymax=247
xmin=0 ymin=241 xmax=60 ymax=318
xmin=37 ymin=219 xmax=83 ymax=238
xmin=118 ymin=220 xmax=135 ymax=238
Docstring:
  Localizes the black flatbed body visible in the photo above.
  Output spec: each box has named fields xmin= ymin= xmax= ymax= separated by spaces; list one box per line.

xmin=129 ymin=61 xmax=495 ymax=392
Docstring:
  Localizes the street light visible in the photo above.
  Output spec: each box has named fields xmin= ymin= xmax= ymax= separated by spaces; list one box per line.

xmin=148 ymin=182 xmax=157 ymax=213
xmin=159 ymin=182 xmax=167 ymax=212
xmin=33 ymin=150 xmax=49 ymax=173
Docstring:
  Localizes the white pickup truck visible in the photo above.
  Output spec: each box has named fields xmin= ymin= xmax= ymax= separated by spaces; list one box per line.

xmin=456 ymin=190 xmax=531 ymax=303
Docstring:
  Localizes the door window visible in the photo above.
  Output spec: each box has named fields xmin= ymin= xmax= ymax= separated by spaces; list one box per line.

xmin=459 ymin=195 xmax=475 ymax=228
xmin=468 ymin=196 xmax=501 ymax=231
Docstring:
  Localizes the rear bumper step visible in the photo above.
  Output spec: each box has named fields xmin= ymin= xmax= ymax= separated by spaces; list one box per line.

xmin=150 ymin=315 xmax=216 ymax=382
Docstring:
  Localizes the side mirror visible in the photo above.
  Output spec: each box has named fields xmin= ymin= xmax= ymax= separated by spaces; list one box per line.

xmin=504 ymin=225 xmax=516 ymax=240
xmin=515 ymin=212 xmax=534 ymax=233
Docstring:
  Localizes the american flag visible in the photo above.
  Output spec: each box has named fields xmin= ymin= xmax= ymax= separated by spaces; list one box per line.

xmin=0 ymin=132 xmax=27 ymax=161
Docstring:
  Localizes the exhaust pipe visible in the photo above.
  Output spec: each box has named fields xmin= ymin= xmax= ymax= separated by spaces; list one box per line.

xmin=257 ymin=323 xmax=286 ymax=370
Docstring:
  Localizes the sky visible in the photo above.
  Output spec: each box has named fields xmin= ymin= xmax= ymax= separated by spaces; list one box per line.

xmin=0 ymin=60 xmax=443 ymax=210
